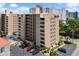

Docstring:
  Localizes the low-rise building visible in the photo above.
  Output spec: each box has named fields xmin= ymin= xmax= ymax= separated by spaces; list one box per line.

xmin=0 ymin=38 xmax=10 ymax=56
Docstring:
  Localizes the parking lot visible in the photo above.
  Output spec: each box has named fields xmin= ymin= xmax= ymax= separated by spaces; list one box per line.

xmin=10 ymin=46 xmax=42 ymax=56
xmin=58 ymin=45 xmax=76 ymax=56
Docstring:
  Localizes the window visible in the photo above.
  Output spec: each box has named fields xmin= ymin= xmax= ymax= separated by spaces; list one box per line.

xmin=18 ymin=26 xmax=21 ymax=28
xmin=40 ymin=22 xmax=44 ymax=24
xmin=18 ymin=17 xmax=21 ymax=19
xmin=40 ymin=33 xmax=44 ymax=36
xmin=40 ymin=18 xmax=44 ymax=20
xmin=40 ymin=41 xmax=45 ymax=44
xmin=50 ymin=25 xmax=52 ymax=27
xmin=54 ymin=15 xmax=59 ymax=18
xmin=40 ymin=45 xmax=44 ymax=47
xmin=40 ymin=37 xmax=44 ymax=40
xmin=40 ymin=30 xmax=44 ymax=32
xmin=18 ymin=29 xmax=21 ymax=30
xmin=18 ymin=20 xmax=21 ymax=22
xmin=52 ymin=28 xmax=56 ymax=30
xmin=40 ymin=26 xmax=44 ymax=28
xmin=18 ymin=34 xmax=21 ymax=36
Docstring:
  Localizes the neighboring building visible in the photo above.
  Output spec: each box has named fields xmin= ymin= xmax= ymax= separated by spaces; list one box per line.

xmin=0 ymin=38 xmax=10 ymax=56
xmin=66 ymin=11 xmax=79 ymax=19
xmin=30 ymin=5 xmax=43 ymax=14
xmin=24 ymin=13 xmax=59 ymax=48
xmin=4 ymin=10 xmax=25 ymax=40
xmin=30 ymin=5 xmax=67 ymax=21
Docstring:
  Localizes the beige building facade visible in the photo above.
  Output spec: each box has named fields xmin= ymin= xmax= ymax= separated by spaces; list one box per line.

xmin=0 ymin=9 xmax=59 ymax=48
xmin=24 ymin=13 xmax=59 ymax=48
xmin=4 ymin=10 xmax=25 ymax=39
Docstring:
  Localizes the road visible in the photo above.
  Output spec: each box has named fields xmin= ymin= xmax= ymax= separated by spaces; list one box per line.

xmin=71 ymin=46 xmax=79 ymax=56
xmin=58 ymin=45 xmax=76 ymax=56
xmin=71 ymin=39 xmax=79 ymax=56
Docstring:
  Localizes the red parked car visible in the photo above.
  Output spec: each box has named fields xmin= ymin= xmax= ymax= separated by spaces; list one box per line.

xmin=26 ymin=46 xmax=32 ymax=51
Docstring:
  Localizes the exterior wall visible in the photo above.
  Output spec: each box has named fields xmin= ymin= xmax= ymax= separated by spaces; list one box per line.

xmin=25 ymin=14 xmax=40 ymax=45
xmin=31 ymin=8 xmax=41 ymax=14
xmin=30 ymin=6 xmax=42 ymax=14
xmin=44 ymin=14 xmax=51 ymax=48
xmin=36 ymin=14 xmax=41 ymax=46
xmin=53 ymin=15 xmax=59 ymax=44
xmin=39 ymin=13 xmax=59 ymax=48
xmin=21 ymin=14 xmax=26 ymax=40
xmin=8 ymin=13 xmax=14 ymax=35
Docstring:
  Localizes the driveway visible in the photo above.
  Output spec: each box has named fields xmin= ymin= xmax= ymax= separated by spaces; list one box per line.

xmin=71 ymin=46 xmax=79 ymax=56
xmin=58 ymin=45 xmax=76 ymax=56
xmin=71 ymin=39 xmax=79 ymax=56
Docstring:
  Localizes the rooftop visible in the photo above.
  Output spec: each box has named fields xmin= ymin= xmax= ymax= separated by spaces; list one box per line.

xmin=0 ymin=37 xmax=10 ymax=46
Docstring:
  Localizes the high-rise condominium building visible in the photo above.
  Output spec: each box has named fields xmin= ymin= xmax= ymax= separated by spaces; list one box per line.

xmin=25 ymin=13 xmax=59 ymax=48
xmin=2 ymin=10 xmax=25 ymax=39
xmin=0 ymin=7 xmax=59 ymax=48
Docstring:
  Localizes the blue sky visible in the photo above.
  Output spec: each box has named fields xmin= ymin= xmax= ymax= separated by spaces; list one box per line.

xmin=0 ymin=3 xmax=79 ymax=14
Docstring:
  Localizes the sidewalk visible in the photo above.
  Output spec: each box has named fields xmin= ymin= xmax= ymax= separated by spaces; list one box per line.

xmin=71 ymin=46 xmax=79 ymax=56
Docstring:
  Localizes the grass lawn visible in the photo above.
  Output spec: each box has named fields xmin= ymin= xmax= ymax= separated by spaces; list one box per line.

xmin=71 ymin=42 xmax=78 ymax=47
xmin=42 ymin=44 xmax=65 ymax=54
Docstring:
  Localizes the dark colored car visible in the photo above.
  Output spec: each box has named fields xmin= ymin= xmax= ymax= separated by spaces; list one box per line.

xmin=58 ymin=48 xmax=66 ymax=53
xmin=19 ymin=43 xmax=28 ymax=48
xmin=32 ymin=50 xmax=39 ymax=55
xmin=19 ymin=44 xmax=26 ymax=49
xmin=64 ymin=41 xmax=72 ymax=44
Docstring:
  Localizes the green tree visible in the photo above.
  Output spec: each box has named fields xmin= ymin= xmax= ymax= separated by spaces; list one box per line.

xmin=66 ymin=19 xmax=79 ymax=38
xmin=60 ymin=19 xmax=79 ymax=38
xmin=59 ymin=20 xmax=66 ymax=33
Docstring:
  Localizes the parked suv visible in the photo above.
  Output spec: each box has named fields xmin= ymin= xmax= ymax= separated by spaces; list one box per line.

xmin=58 ymin=48 xmax=66 ymax=53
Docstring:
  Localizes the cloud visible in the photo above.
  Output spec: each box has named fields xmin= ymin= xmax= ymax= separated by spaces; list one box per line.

xmin=13 ymin=7 xmax=30 ymax=14
xmin=10 ymin=3 xmax=18 ymax=8
xmin=0 ymin=7 xmax=7 ymax=13
xmin=66 ymin=3 xmax=79 ymax=12
xmin=0 ymin=3 xmax=5 ymax=7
